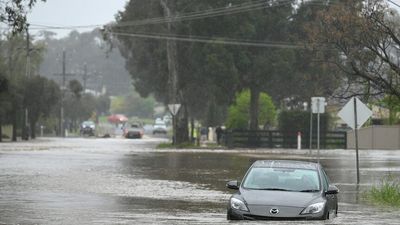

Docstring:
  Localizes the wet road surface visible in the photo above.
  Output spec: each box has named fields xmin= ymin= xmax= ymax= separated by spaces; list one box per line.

xmin=0 ymin=137 xmax=400 ymax=224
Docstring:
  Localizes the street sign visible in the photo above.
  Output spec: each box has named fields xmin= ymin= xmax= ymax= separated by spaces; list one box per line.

xmin=168 ymin=104 xmax=181 ymax=116
xmin=338 ymin=97 xmax=372 ymax=185
xmin=338 ymin=97 xmax=372 ymax=130
xmin=311 ymin=97 xmax=326 ymax=114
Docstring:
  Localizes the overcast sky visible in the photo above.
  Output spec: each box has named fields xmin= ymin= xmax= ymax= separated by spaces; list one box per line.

xmin=28 ymin=0 xmax=128 ymax=38
xmin=27 ymin=0 xmax=400 ymax=39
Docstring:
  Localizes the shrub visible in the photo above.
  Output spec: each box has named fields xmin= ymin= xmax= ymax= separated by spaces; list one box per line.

xmin=226 ymin=90 xmax=276 ymax=129
xmin=365 ymin=176 xmax=400 ymax=207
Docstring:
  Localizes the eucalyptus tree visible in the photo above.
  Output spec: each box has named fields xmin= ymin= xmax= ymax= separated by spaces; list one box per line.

xmin=23 ymin=76 xmax=60 ymax=138
xmin=0 ymin=0 xmax=45 ymax=32
xmin=307 ymin=0 xmax=400 ymax=100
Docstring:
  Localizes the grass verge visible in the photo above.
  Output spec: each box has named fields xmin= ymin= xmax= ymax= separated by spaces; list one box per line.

xmin=364 ymin=176 xmax=400 ymax=207
xmin=156 ymin=142 xmax=197 ymax=149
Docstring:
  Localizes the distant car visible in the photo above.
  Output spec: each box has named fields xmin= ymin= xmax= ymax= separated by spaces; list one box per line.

xmin=153 ymin=121 xmax=167 ymax=135
xmin=226 ymin=160 xmax=339 ymax=220
xmin=124 ymin=123 xmax=144 ymax=139
xmin=80 ymin=121 xmax=95 ymax=136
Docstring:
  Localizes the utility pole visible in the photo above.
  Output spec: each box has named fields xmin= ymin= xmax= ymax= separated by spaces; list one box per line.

xmin=54 ymin=50 xmax=75 ymax=137
xmin=160 ymin=0 xmax=180 ymax=144
xmin=22 ymin=25 xmax=30 ymax=140
xmin=83 ymin=63 xmax=88 ymax=91
xmin=61 ymin=50 xmax=66 ymax=137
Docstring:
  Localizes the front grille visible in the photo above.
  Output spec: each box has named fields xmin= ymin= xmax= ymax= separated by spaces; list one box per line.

xmin=243 ymin=214 xmax=304 ymax=221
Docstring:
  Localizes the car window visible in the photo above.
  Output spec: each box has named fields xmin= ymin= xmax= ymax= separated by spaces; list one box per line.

xmin=321 ymin=168 xmax=330 ymax=191
xmin=242 ymin=167 xmax=320 ymax=191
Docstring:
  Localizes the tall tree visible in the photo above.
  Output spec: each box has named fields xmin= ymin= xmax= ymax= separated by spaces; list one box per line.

xmin=307 ymin=0 xmax=400 ymax=100
xmin=23 ymin=76 xmax=60 ymax=138
xmin=0 ymin=0 xmax=45 ymax=32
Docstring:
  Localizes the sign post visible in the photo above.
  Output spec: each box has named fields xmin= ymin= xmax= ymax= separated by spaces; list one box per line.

xmin=338 ymin=97 xmax=372 ymax=184
xmin=311 ymin=97 xmax=326 ymax=163
xmin=168 ymin=104 xmax=181 ymax=145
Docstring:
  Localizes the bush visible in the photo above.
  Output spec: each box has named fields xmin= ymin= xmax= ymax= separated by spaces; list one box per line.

xmin=226 ymin=90 xmax=276 ymax=129
xmin=365 ymin=176 xmax=400 ymax=207
xmin=278 ymin=110 xmax=330 ymax=135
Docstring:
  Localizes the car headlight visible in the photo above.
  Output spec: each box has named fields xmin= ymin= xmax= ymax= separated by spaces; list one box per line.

xmin=90 ymin=125 xmax=95 ymax=129
xmin=301 ymin=202 xmax=325 ymax=214
xmin=230 ymin=198 xmax=249 ymax=212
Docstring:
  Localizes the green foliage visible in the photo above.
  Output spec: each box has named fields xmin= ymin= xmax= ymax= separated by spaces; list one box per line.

xmin=23 ymin=76 xmax=61 ymax=138
xmin=156 ymin=142 xmax=196 ymax=149
xmin=110 ymin=91 xmax=155 ymax=118
xmin=0 ymin=0 xmax=45 ymax=33
xmin=68 ymin=79 xmax=83 ymax=98
xmin=278 ymin=110 xmax=330 ymax=134
xmin=365 ymin=176 xmax=400 ymax=207
xmin=112 ymin=0 xmax=344 ymax=141
xmin=226 ymin=90 xmax=276 ymax=129
xmin=379 ymin=95 xmax=400 ymax=125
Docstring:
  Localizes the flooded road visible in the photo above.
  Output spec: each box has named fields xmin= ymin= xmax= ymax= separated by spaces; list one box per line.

xmin=0 ymin=137 xmax=400 ymax=224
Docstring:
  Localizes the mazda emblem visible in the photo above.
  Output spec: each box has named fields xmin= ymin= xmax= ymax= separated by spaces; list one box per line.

xmin=269 ymin=208 xmax=279 ymax=215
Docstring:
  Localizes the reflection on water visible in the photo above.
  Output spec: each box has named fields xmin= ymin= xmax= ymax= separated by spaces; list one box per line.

xmin=0 ymin=138 xmax=400 ymax=224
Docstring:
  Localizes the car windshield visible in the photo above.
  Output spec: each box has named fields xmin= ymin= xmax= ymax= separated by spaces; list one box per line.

xmin=242 ymin=167 xmax=320 ymax=192
xmin=82 ymin=121 xmax=94 ymax=126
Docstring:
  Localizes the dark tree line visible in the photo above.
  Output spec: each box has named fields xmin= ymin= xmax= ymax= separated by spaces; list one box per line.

xmin=110 ymin=0 xmax=340 ymax=144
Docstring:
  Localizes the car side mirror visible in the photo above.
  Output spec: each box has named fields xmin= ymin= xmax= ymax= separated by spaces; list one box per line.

xmin=325 ymin=185 xmax=339 ymax=195
xmin=226 ymin=180 xmax=239 ymax=190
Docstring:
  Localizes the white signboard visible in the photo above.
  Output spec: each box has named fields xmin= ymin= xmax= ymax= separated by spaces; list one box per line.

xmin=311 ymin=97 xmax=326 ymax=114
xmin=338 ymin=97 xmax=372 ymax=130
xmin=168 ymin=104 xmax=181 ymax=116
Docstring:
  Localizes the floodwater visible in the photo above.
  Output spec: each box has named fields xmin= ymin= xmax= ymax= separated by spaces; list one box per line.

xmin=0 ymin=137 xmax=399 ymax=224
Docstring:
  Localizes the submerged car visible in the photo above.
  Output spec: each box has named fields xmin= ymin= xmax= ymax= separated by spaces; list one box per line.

xmin=80 ymin=121 xmax=95 ymax=136
xmin=226 ymin=160 xmax=339 ymax=220
xmin=124 ymin=123 xmax=144 ymax=139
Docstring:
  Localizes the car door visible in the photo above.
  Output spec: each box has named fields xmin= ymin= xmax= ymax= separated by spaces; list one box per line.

xmin=321 ymin=168 xmax=337 ymax=214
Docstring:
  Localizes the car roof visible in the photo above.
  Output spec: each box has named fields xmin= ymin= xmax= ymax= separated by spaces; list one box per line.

xmin=252 ymin=160 xmax=319 ymax=170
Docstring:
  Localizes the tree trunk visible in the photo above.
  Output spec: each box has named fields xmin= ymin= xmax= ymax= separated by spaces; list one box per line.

xmin=190 ymin=117 xmax=194 ymax=142
xmin=160 ymin=0 xmax=189 ymax=144
xmin=12 ymin=110 xmax=17 ymax=142
xmin=0 ymin=121 xmax=2 ymax=142
xmin=176 ymin=104 xmax=189 ymax=144
xmin=160 ymin=0 xmax=179 ymax=104
xmin=30 ymin=121 xmax=36 ymax=139
xmin=249 ymin=87 xmax=260 ymax=130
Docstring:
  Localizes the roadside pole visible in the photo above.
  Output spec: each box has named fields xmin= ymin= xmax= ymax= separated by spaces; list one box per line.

xmin=353 ymin=98 xmax=360 ymax=184
xmin=317 ymin=99 xmax=320 ymax=163
xmin=338 ymin=97 xmax=372 ymax=185
xmin=172 ymin=114 xmax=176 ymax=144
xmin=309 ymin=107 xmax=313 ymax=155
xmin=168 ymin=104 xmax=181 ymax=145
xmin=311 ymin=97 xmax=326 ymax=164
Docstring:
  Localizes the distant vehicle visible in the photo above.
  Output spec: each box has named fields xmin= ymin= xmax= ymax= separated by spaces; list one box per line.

xmin=124 ymin=123 xmax=144 ymax=139
xmin=80 ymin=121 xmax=95 ymax=136
xmin=226 ymin=160 xmax=339 ymax=221
xmin=153 ymin=121 xmax=167 ymax=135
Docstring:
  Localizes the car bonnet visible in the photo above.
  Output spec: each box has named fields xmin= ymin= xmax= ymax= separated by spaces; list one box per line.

xmin=240 ymin=188 xmax=322 ymax=207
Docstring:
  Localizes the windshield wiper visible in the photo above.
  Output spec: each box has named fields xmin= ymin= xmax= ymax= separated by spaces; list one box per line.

xmin=299 ymin=189 xmax=320 ymax=192
xmin=257 ymin=188 xmax=292 ymax=191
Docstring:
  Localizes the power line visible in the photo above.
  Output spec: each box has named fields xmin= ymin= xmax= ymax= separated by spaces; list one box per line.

xmin=113 ymin=0 xmax=293 ymax=28
xmin=27 ymin=0 xmax=341 ymax=32
xmin=108 ymin=31 xmax=307 ymax=49
xmin=387 ymin=0 xmax=400 ymax=8
xmin=28 ymin=0 xmax=295 ymax=31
